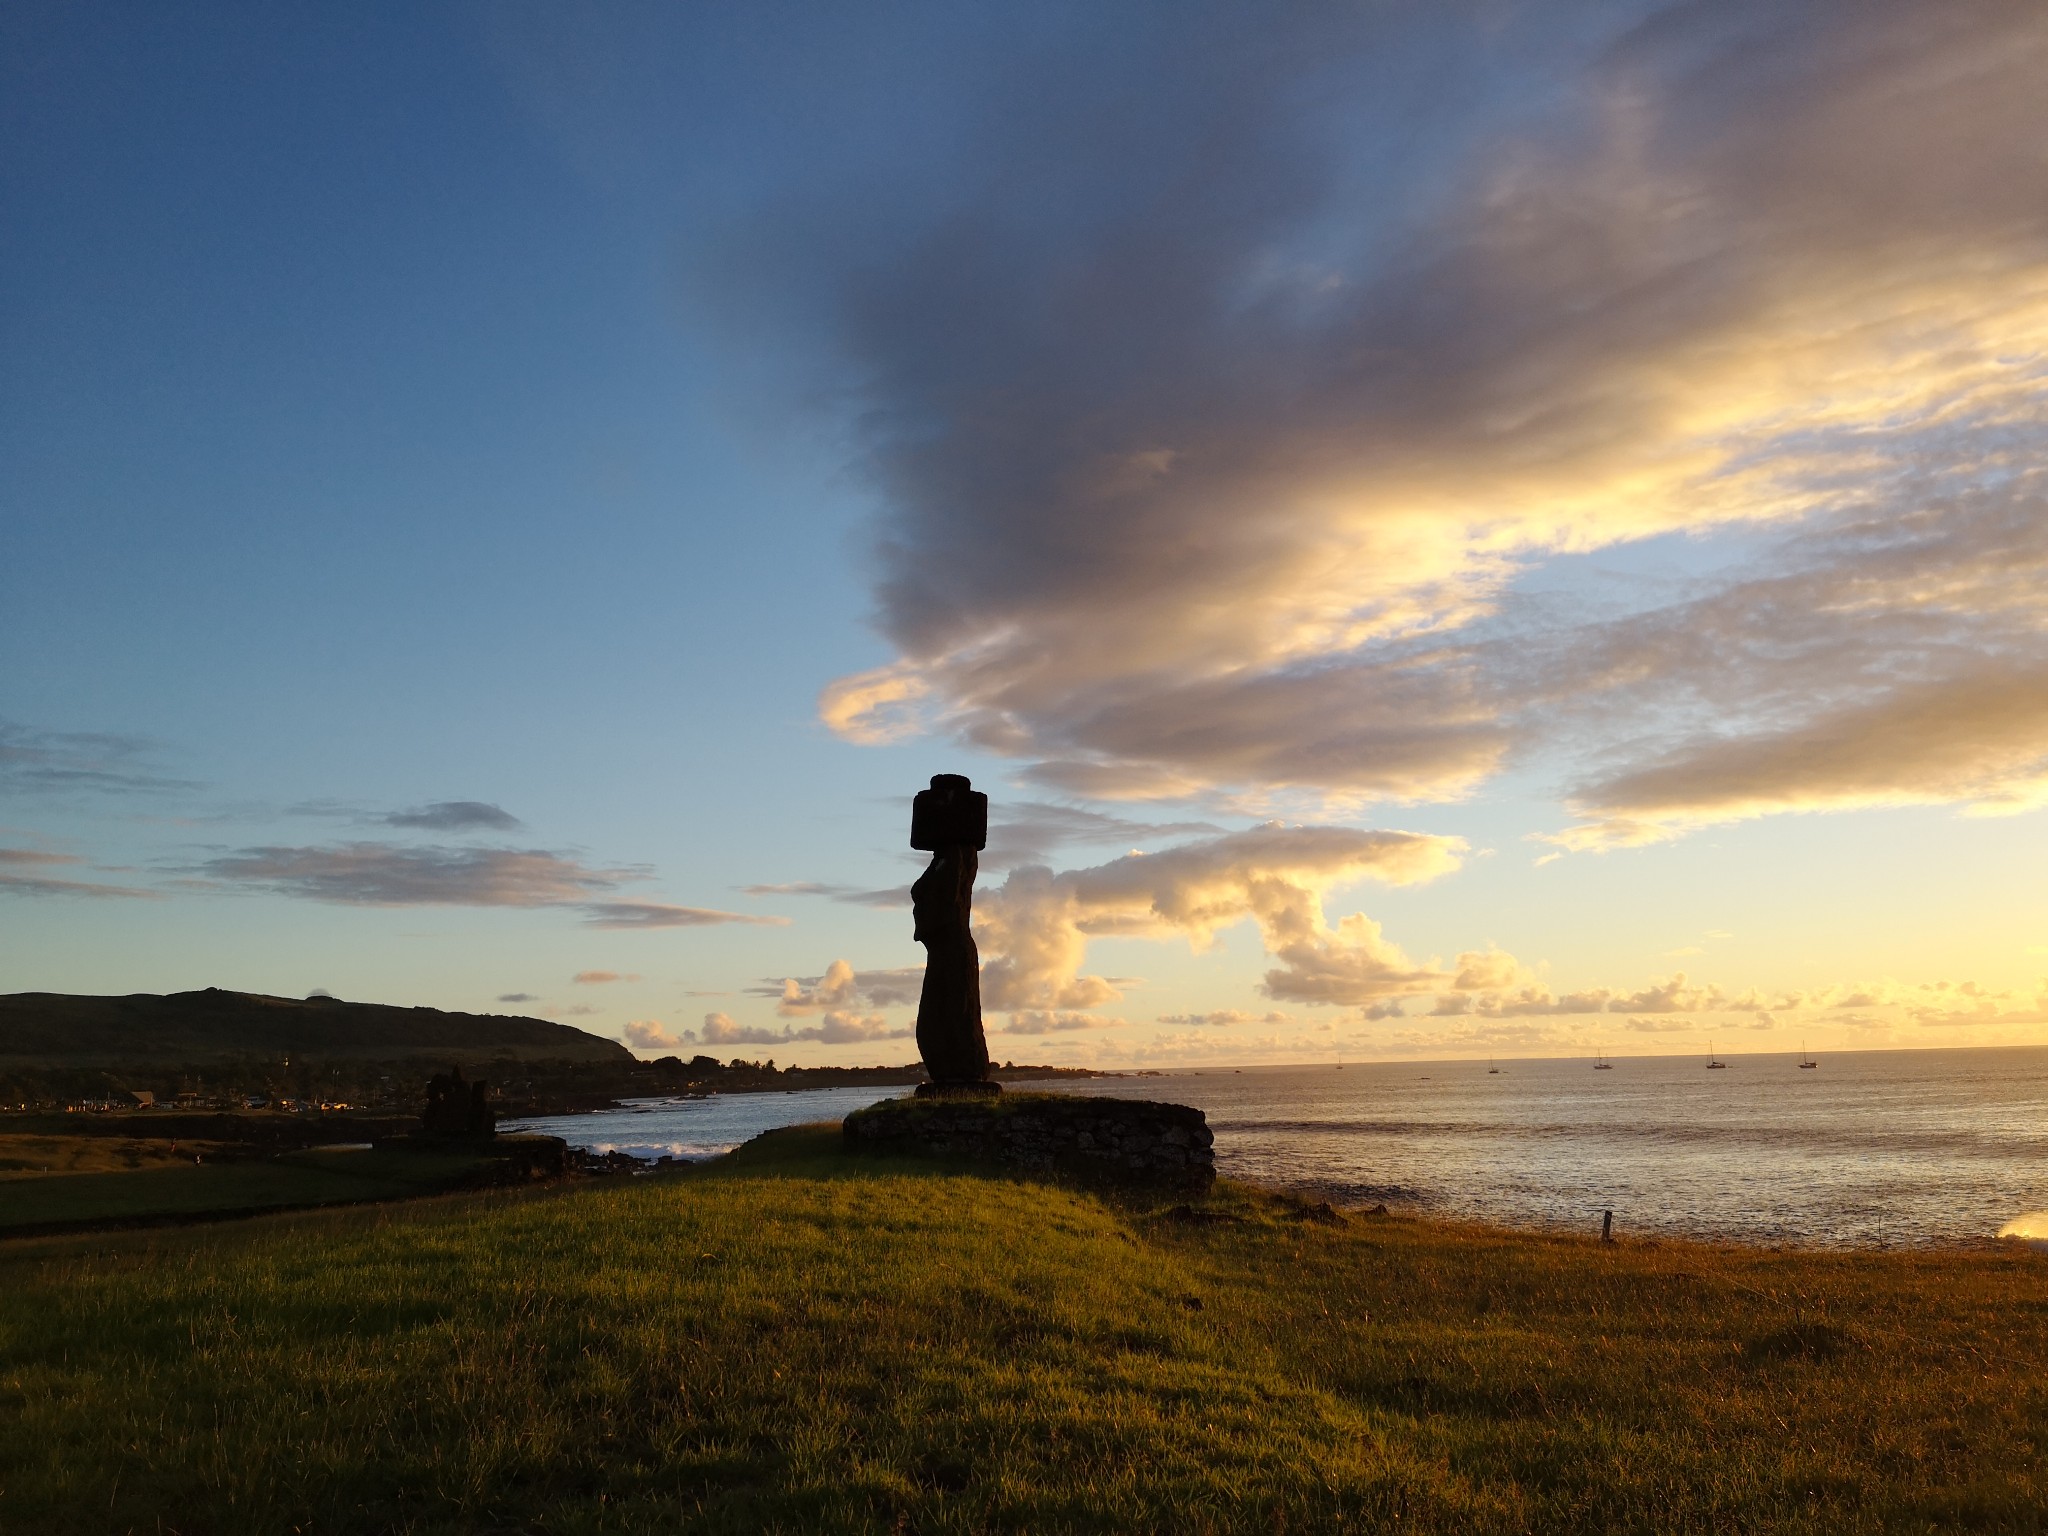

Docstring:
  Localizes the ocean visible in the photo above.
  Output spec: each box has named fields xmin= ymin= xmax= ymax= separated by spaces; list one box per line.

xmin=510 ymin=1045 xmax=2048 ymax=1247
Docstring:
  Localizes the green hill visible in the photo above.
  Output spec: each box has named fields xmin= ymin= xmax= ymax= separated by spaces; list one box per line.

xmin=0 ymin=988 xmax=631 ymax=1066
xmin=0 ymin=1123 xmax=2039 ymax=1533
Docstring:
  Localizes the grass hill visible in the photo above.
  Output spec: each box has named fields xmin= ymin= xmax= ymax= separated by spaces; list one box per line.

xmin=0 ymin=988 xmax=632 ymax=1067
xmin=0 ymin=1122 xmax=2040 ymax=1533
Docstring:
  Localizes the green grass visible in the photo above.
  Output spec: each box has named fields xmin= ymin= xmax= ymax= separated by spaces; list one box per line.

xmin=1 ymin=1123 xmax=2044 ymax=1533
xmin=0 ymin=1145 xmax=493 ymax=1231
xmin=0 ymin=1132 xmax=239 ymax=1179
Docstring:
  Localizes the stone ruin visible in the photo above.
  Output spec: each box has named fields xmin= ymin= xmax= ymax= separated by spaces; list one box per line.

xmin=420 ymin=1064 xmax=497 ymax=1138
xmin=845 ymin=1093 xmax=1215 ymax=1194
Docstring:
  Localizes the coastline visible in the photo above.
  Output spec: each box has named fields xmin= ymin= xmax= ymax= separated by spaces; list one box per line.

xmin=515 ymin=1052 xmax=2048 ymax=1251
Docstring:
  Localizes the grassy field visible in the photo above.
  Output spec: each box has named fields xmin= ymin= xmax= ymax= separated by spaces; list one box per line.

xmin=0 ymin=1131 xmax=240 ymax=1179
xmin=0 ymin=1123 xmax=2043 ymax=1534
xmin=0 ymin=1145 xmax=498 ymax=1232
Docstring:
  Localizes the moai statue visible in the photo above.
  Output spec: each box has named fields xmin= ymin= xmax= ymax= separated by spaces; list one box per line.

xmin=909 ymin=773 xmax=997 ymax=1095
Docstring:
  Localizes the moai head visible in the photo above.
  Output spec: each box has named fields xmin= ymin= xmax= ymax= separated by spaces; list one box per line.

xmin=910 ymin=773 xmax=989 ymax=851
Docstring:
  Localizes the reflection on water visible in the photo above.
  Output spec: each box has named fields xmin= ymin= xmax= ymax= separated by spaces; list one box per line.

xmin=514 ymin=1046 xmax=2048 ymax=1247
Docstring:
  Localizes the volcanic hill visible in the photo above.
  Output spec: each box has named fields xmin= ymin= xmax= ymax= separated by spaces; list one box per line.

xmin=0 ymin=989 xmax=631 ymax=1067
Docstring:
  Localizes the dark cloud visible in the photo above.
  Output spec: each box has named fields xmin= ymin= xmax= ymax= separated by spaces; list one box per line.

xmin=0 ymin=847 xmax=161 ymax=899
xmin=188 ymin=843 xmax=784 ymax=928
xmin=382 ymin=801 xmax=524 ymax=832
xmin=196 ymin=843 xmax=637 ymax=906
xmin=497 ymin=992 xmax=539 ymax=1004
xmin=982 ymin=802 xmax=1222 ymax=871
xmin=729 ymin=1 xmax=2048 ymax=832
xmin=580 ymin=901 xmax=789 ymax=930
xmin=736 ymin=880 xmax=910 ymax=908
xmin=0 ymin=720 xmax=195 ymax=797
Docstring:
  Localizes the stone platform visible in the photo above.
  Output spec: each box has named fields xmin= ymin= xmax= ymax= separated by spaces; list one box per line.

xmin=843 ymin=1092 xmax=1214 ymax=1193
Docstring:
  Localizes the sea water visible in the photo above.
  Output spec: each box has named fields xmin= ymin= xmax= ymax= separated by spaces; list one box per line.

xmin=511 ymin=1045 xmax=2048 ymax=1247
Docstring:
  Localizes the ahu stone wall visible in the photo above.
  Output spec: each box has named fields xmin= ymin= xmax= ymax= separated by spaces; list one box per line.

xmin=843 ymin=1093 xmax=1215 ymax=1193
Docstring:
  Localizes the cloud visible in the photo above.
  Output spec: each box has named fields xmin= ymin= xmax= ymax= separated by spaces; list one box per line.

xmin=735 ymin=881 xmax=909 ymax=908
xmin=0 ymin=720 xmax=195 ymax=796
xmin=192 ymin=842 xmax=782 ymax=928
xmin=578 ymin=901 xmax=789 ymax=929
xmin=0 ymin=847 xmax=161 ymax=900
xmin=1449 ymin=948 xmax=1527 ymax=993
xmin=755 ymin=959 xmax=923 ymax=1016
xmin=382 ymin=801 xmax=524 ymax=832
xmin=996 ymin=1012 xmax=1125 ymax=1035
xmin=572 ymin=970 xmax=640 ymax=985
xmin=981 ymin=802 xmax=1222 ymax=871
xmin=1418 ymin=971 xmax=1811 ymax=1019
xmin=197 ymin=843 xmax=640 ymax=906
xmin=1399 ymin=972 xmax=2048 ymax=1036
xmin=695 ymin=1012 xmax=755 ymax=1045
xmin=497 ymin=992 xmax=538 ymax=1004
xmin=1154 ymin=1010 xmax=1293 ymax=1027
xmin=689 ymin=1009 xmax=911 ymax=1047
xmin=623 ymin=1019 xmax=686 ymax=1052
xmin=808 ymin=1011 xmax=914 ymax=1043
xmin=817 ymin=666 xmax=928 ymax=746
xmin=1613 ymin=973 xmax=1729 ymax=1014
xmin=1554 ymin=665 xmax=2048 ymax=849
xmin=716 ymin=1 xmax=2048 ymax=839
xmin=972 ymin=822 xmax=1463 ymax=1012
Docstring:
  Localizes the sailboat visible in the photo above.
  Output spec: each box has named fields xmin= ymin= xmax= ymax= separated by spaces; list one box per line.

xmin=1593 ymin=1049 xmax=1613 ymax=1070
xmin=1706 ymin=1041 xmax=1727 ymax=1069
xmin=1488 ymin=1056 xmax=1499 ymax=1074
xmin=1799 ymin=1041 xmax=1818 ymax=1069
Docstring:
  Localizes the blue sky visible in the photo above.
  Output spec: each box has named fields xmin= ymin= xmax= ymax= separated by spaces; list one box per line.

xmin=6 ymin=2 xmax=2048 ymax=1064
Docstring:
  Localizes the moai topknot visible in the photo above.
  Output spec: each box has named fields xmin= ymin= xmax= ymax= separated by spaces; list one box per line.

xmin=909 ymin=773 xmax=996 ymax=1095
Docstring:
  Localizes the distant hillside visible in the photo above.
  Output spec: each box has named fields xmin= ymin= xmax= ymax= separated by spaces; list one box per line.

xmin=0 ymin=989 xmax=633 ymax=1067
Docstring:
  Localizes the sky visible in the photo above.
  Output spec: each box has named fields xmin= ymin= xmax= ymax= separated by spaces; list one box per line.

xmin=6 ymin=0 xmax=2048 ymax=1067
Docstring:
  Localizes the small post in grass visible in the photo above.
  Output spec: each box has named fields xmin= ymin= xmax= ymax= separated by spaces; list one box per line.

xmin=1601 ymin=1209 xmax=1614 ymax=1243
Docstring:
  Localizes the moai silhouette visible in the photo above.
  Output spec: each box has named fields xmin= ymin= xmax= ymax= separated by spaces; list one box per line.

xmin=909 ymin=773 xmax=997 ymax=1095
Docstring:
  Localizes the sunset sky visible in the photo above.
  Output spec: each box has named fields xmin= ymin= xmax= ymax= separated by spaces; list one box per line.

xmin=6 ymin=1 xmax=2048 ymax=1065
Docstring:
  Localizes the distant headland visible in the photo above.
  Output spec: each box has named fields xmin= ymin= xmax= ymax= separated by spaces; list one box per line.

xmin=0 ymin=988 xmax=633 ymax=1068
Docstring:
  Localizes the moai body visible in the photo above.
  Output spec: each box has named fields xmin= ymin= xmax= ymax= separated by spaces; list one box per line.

xmin=909 ymin=773 xmax=997 ymax=1095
